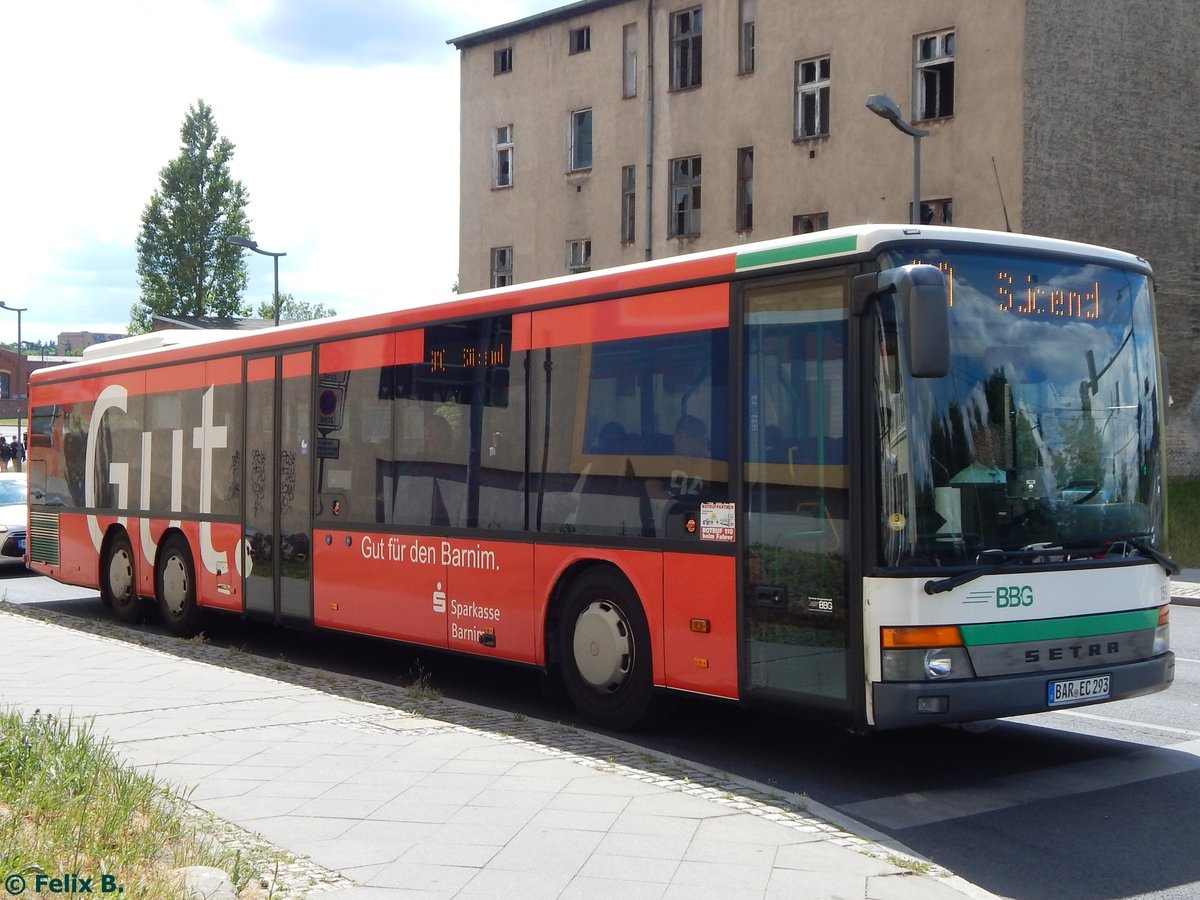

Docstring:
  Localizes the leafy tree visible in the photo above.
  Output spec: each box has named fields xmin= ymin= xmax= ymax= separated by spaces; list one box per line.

xmin=255 ymin=294 xmax=337 ymax=323
xmin=132 ymin=100 xmax=253 ymax=333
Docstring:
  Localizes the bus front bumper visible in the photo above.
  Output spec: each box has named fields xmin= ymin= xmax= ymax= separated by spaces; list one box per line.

xmin=870 ymin=652 xmax=1175 ymax=731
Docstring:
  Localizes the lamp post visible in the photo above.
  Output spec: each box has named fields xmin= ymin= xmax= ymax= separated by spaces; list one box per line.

xmin=227 ymin=236 xmax=287 ymax=326
xmin=866 ymin=93 xmax=930 ymax=225
xmin=0 ymin=301 xmax=26 ymax=444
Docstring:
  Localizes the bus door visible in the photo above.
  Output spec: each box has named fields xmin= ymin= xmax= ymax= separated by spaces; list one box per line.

xmin=741 ymin=275 xmax=852 ymax=710
xmin=243 ymin=351 xmax=314 ymax=626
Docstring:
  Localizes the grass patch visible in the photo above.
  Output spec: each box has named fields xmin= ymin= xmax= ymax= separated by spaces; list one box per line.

xmin=1168 ymin=477 xmax=1200 ymax=568
xmin=0 ymin=709 xmax=250 ymax=899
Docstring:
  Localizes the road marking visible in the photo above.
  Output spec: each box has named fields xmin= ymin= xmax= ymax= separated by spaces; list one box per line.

xmin=1046 ymin=708 xmax=1200 ymax=738
xmin=1173 ymin=656 xmax=1200 ymax=664
xmin=838 ymin=738 xmax=1200 ymax=830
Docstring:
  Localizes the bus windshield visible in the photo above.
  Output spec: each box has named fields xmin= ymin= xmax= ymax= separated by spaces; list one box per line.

xmin=874 ymin=246 xmax=1164 ymax=567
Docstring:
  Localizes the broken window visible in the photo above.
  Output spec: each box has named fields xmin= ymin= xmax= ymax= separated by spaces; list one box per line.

xmin=795 ymin=56 xmax=830 ymax=139
xmin=569 ymin=108 xmax=593 ymax=171
xmin=736 ymin=147 xmax=754 ymax=231
xmin=670 ymin=7 xmax=703 ymax=90
xmin=669 ymin=156 xmax=702 ymax=237
xmin=916 ymin=29 xmax=954 ymax=119
xmin=494 ymin=47 xmax=513 ymax=75
xmin=570 ymin=26 xmax=591 ymax=54
xmin=490 ymin=247 xmax=513 ymax=287
xmin=492 ymin=125 xmax=513 ymax=189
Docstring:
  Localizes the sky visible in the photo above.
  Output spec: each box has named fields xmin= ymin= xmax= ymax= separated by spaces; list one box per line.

xmin=0 ymin=0 xmax=549 ymax=347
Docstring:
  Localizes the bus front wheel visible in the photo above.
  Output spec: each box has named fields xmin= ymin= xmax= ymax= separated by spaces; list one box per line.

xmin=558 ymin=569 xmax=655 ymax=730
xmin=101 ymin=532 xmax=142 ymax=624
xmin=157 ymin=535 xmax=199 ymax=637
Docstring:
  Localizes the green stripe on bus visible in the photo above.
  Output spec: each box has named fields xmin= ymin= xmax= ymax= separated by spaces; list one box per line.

xmin=735 ymin=235 xmax=859 ymax=270
xmin=960 ymin=609 xmax=1159 ymax=647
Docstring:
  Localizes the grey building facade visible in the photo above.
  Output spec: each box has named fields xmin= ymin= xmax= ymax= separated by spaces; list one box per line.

xmin=451 ymin=0 xmax=1200 ymax=469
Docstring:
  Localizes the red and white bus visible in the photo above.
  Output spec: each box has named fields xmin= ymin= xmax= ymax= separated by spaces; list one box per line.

xmin=27 ymin=225 xmax=1175 ymax=730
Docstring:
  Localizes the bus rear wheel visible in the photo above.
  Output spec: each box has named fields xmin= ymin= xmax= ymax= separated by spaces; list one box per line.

xmin=101 ymin=532 xmax=143 ymax=624
xmin=558 ymin=569 xmax=655 ymax=730
xmin=157 ymin=535 xmax=199 ymax=637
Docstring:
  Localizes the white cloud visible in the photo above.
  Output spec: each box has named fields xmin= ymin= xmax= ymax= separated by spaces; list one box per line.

xmin=0 ymin=0 xmax=549 ymax=343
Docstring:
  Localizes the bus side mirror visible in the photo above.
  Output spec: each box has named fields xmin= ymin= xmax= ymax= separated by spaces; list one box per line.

xmin=898 ymin=265 xmax=950 ymax=378
xmin=856 ymin=264 xmax=950 ymax=378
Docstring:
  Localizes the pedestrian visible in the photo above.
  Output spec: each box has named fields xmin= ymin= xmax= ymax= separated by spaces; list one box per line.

xmin=10 ymin=437 xmax=22 ymax=473
xmin=0 ymin=436 xmax=11 ymax=472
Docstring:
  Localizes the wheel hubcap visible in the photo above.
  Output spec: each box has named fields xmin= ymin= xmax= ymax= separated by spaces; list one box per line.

xmin=572 ymin=600 xmax=633 ymax=693
xmin=108 ymin=549 xmax=133 ymax=602
xmin=162 ymin=555 xmax=189 ymax=615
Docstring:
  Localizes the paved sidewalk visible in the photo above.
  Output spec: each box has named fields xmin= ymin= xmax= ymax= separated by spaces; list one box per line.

xmin=0 ymin=607 xmax=991 ymax=900
xmin=1171 ymin=569 xmax=1200 ymax=607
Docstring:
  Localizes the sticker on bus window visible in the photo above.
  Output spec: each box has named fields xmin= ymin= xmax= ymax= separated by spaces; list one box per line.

xmin=700 ymin=502 xmax=736 ymax=542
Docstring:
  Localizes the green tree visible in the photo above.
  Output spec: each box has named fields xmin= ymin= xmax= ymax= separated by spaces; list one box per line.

xmin=255 ymin=294 xmax=337 ymax=322
xmin=132 ymin=100 xmax=252 ymax=333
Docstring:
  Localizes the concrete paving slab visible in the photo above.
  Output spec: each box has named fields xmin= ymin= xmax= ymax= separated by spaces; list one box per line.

xmin=0 ymin=605 xmax=993 ymax=899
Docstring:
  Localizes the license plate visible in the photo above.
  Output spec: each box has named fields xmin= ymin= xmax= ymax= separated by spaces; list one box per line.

xmin=1047 ymin=674 xmax=1110 ymax=707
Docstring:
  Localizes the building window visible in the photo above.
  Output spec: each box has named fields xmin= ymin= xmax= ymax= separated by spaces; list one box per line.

xmin=916 ymin=29 xmax=954 ymax=119
xmin=570 ymin=26 xmax=591 ymax=54
xmin=914 ymin=198 xmax=953 ymax=225
xmin=492 ymin=125 xmax=513 ymax=189
xmin=738 ymin=0 xmax=755 ymax=74
xmin=795 ymin=56 xmax=830 ymax=139
xmin=736 ymin=147 xmax=753 ymax=231
xmin=670 ymin=7 xmax=702 ymax=90
xmin=622 ymin=23 xmax=638 ymax=97
xmin=494 ymin=47 xmax=513 ymax=75
xmin=793 ymin=212 xmax=829 ymax=234
xmin=669 ymin=156 xmax=702 ymax=237
xmin=621 ymin=165 xmax=636 ymax=243
xmin=491 ymin=247 xmax=513 ymax=287
xmin=569 ymin=108 xmax=593 ymax=171
xmin=567 ymin=239 xmax=592 ymax=274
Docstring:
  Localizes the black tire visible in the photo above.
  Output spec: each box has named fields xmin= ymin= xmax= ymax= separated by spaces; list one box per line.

xmin=101 ymin=531 xmax=143 ymax=624
xmin=156 ymin=535 xmax=200 ymax=637
xmin=558 ymin=568 xmax=655 ymax=730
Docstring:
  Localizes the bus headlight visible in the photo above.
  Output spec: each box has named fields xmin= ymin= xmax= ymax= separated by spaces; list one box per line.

xmin=1153 ymin=605 xmax=1170 ymax=656
xmin=925 ymin=649 xmax=955 ymax=679
xmin=881 ymin=646 xmax=974 ymax=681
xmin=881 ymin=625 xmax=974 ymax=681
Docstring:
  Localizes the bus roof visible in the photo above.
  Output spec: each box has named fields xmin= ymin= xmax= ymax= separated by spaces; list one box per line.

xmin=35 ymin=225 xmax=1149 ymax=384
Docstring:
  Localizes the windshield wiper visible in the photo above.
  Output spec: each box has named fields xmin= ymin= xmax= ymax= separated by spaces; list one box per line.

xmin=1127 ymin=538 xmax=1180 ymax=576
xmin=924 ymin=538 xmax=1179 ymax=594
xmin=924 ymin=549 xmax=1037 ymax=594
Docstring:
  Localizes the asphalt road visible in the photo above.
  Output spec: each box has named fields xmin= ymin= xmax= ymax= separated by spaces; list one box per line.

xmin=4 ymin=571 xmax=1197 ymax=900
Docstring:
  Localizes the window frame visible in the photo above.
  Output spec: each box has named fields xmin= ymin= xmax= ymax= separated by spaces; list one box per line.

xmin=794 ymin=55 xmax=831 ymax=140
xmin=669 ymin=6 xmax=703 ymax=91
xmin=735 ymin=147 xmax=754 ymax=232
xmin=569 ymin=25 xmax=591 ymax=55
xmin=568 ymin=107 xmax=593 ymax=172
xmin=492 ymin=124 xmax=514 ymax=189
xmin=621 ymin=165 xmax=637 ymax=244
xmin=914 ymin=198 xmax=953 ymax=225
xmin=668 ymin=155 xmax=702 ymax=238
xmin=567 ymin=239 xmax=592 ymax=274
xmin=915 ymin=28 xmax=955 ymax=120
xmin=738 ymin=0 xmax=755 ymax=75
xmin=622 ymin=22 xmax=638 ymax=97
xmin=490 ymin=246 xmax=513 ymax=288
xmin=792 ymin=212 xmax=829 ymax=234
xmin=494 ymin=47 xmax=513 ymax=75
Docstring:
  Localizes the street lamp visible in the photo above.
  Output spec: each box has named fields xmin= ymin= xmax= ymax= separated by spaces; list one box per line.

xmin=227 ymin=235 xmax=287 ymax=326
xmin=866 ymin=93 xmax=930 ymax=225
xmin=0 ymin=301 xmax=26 ymax=444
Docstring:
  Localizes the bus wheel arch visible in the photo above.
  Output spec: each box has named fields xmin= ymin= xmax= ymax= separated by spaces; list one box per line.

xmin=99 ymin=526 xmax=143 ymax=624
xmin=550 ymin=562 xmax=656 ymax=730
xmin=156 ymin=531 xmax=200 ymax=637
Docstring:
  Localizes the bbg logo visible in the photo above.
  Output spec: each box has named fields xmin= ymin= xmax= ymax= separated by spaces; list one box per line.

xmin=996 ymin=585 xmax=1034 ymax=608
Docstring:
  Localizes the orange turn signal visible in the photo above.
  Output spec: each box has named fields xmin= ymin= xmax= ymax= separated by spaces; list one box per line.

xmin=689 ymin=618 xmax=711 ymax=634
xmin=881 ymin=625 xmax=963 ymax=649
